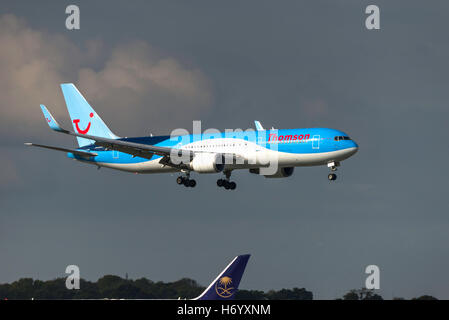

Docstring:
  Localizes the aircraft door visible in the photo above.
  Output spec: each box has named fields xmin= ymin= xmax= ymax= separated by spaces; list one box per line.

xmin=312 ymin=135 xmax=320 ymax=149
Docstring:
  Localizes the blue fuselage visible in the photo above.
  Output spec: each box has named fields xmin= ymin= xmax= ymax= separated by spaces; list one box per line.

xmin=68 ymin=128 xmax=358 ymax=172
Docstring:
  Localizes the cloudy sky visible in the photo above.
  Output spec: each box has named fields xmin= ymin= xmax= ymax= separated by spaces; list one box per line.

xmin=1 ymin=0 xmax=448 ymax=299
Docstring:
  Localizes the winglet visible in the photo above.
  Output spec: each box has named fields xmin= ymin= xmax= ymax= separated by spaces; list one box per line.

xmin=254 ymin=121 xmax=264 ymax=131
xmin=194 ymin=254 xmax=250 ymax=300
xmin=40 ymin=105 xmax=66 ymax=132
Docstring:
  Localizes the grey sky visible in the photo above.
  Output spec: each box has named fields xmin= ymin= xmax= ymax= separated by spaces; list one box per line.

xmin=1 ymin=1 xmax=448 ymax=299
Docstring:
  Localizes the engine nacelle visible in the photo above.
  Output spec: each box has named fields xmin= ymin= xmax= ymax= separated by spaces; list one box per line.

xmin=249 ymin=167 xmax=294 ymax=178
xmin=189 ymin=153 xmax=225 ymax=173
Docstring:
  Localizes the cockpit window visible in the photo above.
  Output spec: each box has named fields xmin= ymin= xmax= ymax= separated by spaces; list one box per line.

xmin=334 ymin=136 xmax=351 ymax=141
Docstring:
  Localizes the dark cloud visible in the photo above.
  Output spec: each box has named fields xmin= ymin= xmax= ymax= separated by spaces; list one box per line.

xmin=0 ymin=14 xmax=213 ymax=141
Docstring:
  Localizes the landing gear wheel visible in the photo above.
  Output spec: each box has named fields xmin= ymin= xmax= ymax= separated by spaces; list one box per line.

xmin=183 ymin=179 xmax=190 ymax=187
xmin=223 ymin=181 xmax=231 ymax=190
xmin=189 ymin=179 xmax=196 ymax=188
xmin=229 ymin=181 xmax=236 ymax=190
xmin=328 ymin=173 xmax=337 ymax=181
xmin=217 ymin=179 xmax=224 ymax=187
xmin=176 ymin=176 xmax=184 ymax=185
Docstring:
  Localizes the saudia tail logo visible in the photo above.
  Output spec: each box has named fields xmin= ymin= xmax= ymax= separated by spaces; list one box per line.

xmin=73 ymin=112 xmax=94 ymax=134
xmin=215 ymin=276 xmax=234 ymax=298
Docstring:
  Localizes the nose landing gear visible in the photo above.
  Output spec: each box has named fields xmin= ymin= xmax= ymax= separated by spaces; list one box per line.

xmin=327 ymin=161 xmax=340 ymax=181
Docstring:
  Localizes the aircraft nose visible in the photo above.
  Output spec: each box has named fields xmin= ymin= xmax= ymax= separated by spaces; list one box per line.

xmin=349 ymin=141 xmax=359 ymax=156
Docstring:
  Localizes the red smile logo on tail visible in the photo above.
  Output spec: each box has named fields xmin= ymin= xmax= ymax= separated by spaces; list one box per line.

xmin=73 ymin=112 xmax=94 ymax=134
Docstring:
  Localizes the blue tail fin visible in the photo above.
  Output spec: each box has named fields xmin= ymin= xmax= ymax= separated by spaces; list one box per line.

xmin=194 ymin=254 xmax=250 ymax=300
xmin=60 ymin=83 xmax=118 ymax=147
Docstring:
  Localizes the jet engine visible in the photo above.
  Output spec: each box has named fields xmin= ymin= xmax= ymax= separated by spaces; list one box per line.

xmin=189 ymin=153 xmax=225 ymax=173
xmin=250 ymin=167 xmax=295 ymax=178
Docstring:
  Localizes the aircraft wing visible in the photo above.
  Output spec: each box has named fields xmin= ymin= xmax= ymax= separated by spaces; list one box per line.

xmin=72 ymin=132 xmax=182 ymax=158
xmin=39 ymin=104 xmax=191 ymax=160
xmin=71 ymin=130 xmax=245 ymax=164
xmin=39 ymin=105 xmax=244 ymax=164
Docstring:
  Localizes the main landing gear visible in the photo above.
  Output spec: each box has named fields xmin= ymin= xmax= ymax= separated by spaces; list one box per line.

xmin=176 ymin=170 xmax=238 ymax=190
xmin=176 ymin=173 xmax=196 ymax=188
xmin=217 ymin=170 xmax=236 ymax=190
xmin=217 ymin=179 xmax=236 ymax=190
xmin=327 ymin=161 xmax=340 ymax=181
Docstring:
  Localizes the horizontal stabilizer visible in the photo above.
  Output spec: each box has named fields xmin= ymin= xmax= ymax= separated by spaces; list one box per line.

xmin=24 ymin=143 xmax=97 ymax=158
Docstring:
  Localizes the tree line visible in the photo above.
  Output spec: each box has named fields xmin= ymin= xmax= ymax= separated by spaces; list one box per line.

xmin=0 ymin=276 xmax=437 ymax=300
